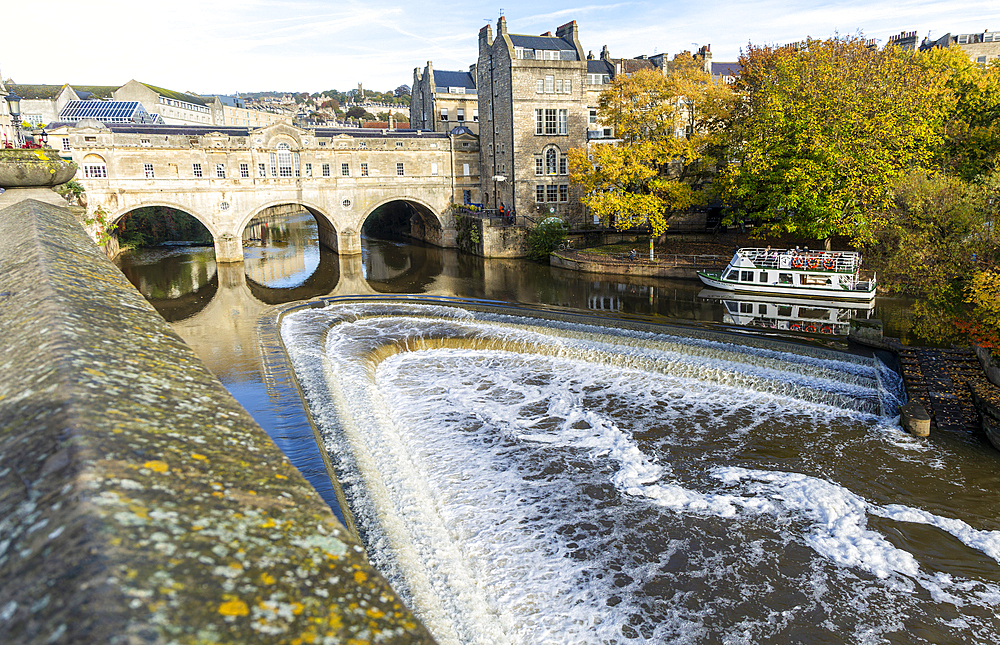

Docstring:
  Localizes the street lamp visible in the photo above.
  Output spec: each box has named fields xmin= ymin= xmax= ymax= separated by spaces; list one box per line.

xmin=4 ymin=92 xmax=23 ymax=148
xmin=39 ymin=129 xmax=48 ymax=146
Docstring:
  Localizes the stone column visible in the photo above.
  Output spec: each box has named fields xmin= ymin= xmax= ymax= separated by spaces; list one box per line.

xmin=213 ymin=233 xmax=245 ymax=264
xmin=338 ymin=228 xmax=363 ymax=256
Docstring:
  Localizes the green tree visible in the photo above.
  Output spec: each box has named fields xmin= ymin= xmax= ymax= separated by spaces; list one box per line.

xmin=569 ymin=58 xmax=733 ymax=235
xmin=920 ymin=46 xmax=1000 ymax=180
xmin=717 ymin=36 xmax=951 ymax=247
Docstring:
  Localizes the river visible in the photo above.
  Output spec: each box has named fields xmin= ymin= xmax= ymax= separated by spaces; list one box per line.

xmin=115 ymin=211 xmax=1000 ymax=644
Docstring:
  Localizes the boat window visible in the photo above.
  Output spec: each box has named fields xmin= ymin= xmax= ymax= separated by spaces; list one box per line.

xmin=800 ymin=308 xmax=828 ymax=320
xmin=726 ymin=270 xmax=739 ymax=281
xmin=758 ymin=304 xmax=767 ymax=314
xmin=759 ymin=271 xmax=768 ymax=282
xmin=777 ymin=305 xmax=793 ymax=317
xmin=740 ymin=303 xmax=753 ymax=313
xmin=741 ymin=271 xmax=753 ymax=282
xmin=778 ymin=273 xmax=792 ymax=284
xmin=799 ymin=274 xmax=828 ymax=286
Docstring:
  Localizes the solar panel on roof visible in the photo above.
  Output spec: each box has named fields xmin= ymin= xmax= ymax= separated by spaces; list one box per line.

xmin=59 ymin=101 xmax=159 ymax=125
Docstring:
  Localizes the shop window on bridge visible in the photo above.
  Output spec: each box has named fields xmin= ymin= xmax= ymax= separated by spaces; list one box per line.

xmin=294 ymin=153 xmax=301 ymax=177
xmin=275 ymin=143 xmax=294 ymax=177
xmin=216 ymin=164 xmax=225 ymax=179
xmin=83 ymin=164 xmax=107 ymax=179
xmin=361 ymin=163 xmax=369 ymax=176
xmin=341 ymin=163 xmax=350 ymax=176
xmin=397 ymin=162 xmax=404 ymax=176
xmin=240 ymin=163 xmax=249 ymax=178
xmin=192 ymin=163 xmax=202 ymax=178
xmin=431 ymin=163 xmax=439 ymax=176
xmin=258 ymin=163 xmax=265 ymax=177
xmin=322 ymin=163 xmax=330 ymax=177
xmin=304 ymin=163 xmax=312 ymax=178
xmin=144 ymin=163 xmax=155 ymax=178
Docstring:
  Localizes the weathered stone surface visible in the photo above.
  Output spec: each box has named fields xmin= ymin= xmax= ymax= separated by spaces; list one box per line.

xmin=901 ymin=400 xmax=932 ymax=437
xmin=0 ymin=194 xmax=434 ymax=644
xmin=0 ymin=149 xmax=77 ymax=188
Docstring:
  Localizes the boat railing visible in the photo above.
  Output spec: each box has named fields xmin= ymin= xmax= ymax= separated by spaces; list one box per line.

xmin=738 ymin=248 xmax=861 ymax=273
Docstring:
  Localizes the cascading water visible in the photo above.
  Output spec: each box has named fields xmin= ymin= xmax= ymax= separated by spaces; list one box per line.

xmin=280 ymin=301 xmax=1000 ymax=644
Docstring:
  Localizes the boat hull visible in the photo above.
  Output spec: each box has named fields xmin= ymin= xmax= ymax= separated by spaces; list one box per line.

xmin=697 ymin=271 xmax=877 ymax=302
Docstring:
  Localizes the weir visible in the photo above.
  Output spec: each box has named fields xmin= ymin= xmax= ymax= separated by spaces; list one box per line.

xmin=0 ymin=194 xmax=433 ymax=643
xmin=273 ymin=298 xmax=1000 ymax=644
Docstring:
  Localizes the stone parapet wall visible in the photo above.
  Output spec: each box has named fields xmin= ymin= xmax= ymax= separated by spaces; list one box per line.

xmin=0 ymin=195 xmax=433 ymax=644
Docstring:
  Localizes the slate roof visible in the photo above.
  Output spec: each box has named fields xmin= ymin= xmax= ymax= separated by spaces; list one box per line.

xmin=139 ymin=83 xmax=209 ymax=106
xmin=712 ymin=62 xmax=742 ymax=77
xmin=587 ymin=60 xmax=614 ymax=75
xmin=7 ymin=84 xmax=67 ymax=99
xmin=432 ymin=70 xmax=476 ymax=91
xmin=619 ymin=58 xmax=655 ymax=74
xmin=509 ymin=34 xmax=577 ymax=51
xmin=72 ymin=86 xmax=118 ymax=99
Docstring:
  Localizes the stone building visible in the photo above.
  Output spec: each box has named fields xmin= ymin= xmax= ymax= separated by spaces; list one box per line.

xmin=4 ymin=84 xmax=80 ymax=126
xmin=114 ymin=80 xmax=215 ymax=126
xmin=477 ymin=17 xmax=589 ymax=222
xmin=410 ymin=62 xmax=479 ymax=134
xmin=889 ymin=29 xmax=1000 ymax=64
xmin=0 ymin=74 xmax=13 ymax=146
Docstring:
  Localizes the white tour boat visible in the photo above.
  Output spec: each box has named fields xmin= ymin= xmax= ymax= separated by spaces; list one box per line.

xmin=697 ymin=248 xmax=876 ymax=301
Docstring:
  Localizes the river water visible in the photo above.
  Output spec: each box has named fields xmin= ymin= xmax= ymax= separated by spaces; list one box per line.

xmin=115 ymin=212 xmax=1000 ymax=644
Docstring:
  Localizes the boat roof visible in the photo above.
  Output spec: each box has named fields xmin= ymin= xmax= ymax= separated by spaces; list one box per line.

xmin=736 ymin=247 xmax=860 ymax=256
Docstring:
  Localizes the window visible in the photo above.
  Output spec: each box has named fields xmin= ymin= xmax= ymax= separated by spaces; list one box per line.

xmin=143 ymin=163 xmax=154 ymax=178
xmin=396 ymin=141 xmax=403 ymax=148
xmin=726 ymin=270 xmax=739 ymax=281
xmin=457 ymin=108 xmax=465 ymax=122
xmin=83 ymin=164 xmax=107 ymax=178
xmin=545 ymin=109 xmax=556 ymax=135
xmin=463 ymin=163 xmax=470 ymax=176
xmin=397 ymin=162 xmax=404 ymax=176
xmin=275 ymin=144 xmax=293 ymax=177
xmin=430 ymin=163 xmax=438 ymax=176
xmin=62 ymin=138 xmax=71 ymax=151
xmin=536 ymin=79 xmax=544 ymax=93
xmin=359 ymin=142 xmax=366 ymax=149
xmin=473 ymin=109 xmax=478 ymax=122
xmin=342 ymin=199 xmax=351 ymax=209
xmin=535 ymin=110 xmax=544 ymax=135
xmin=559 ymin=154 xmax=567 ymax=175
xmin=536 ymin=185 xmax=545 ymax=202
xmin=535 ymin=156 xmax=543 ymax=175
xmin=590 ymin=109 xmax=597 ymax=124
xmin=440 ymin=108 xmax=448 ymax=121
xmin=547 ymin=185 xmax=558 ymax=202
xmin=239 ymin=163 xmax=249 ymax=178
xmin=322 ymin=163 xmax=330 ymax=177
xmin=759 ymin=272 xmax=768 ymax=283
xmin=740 ymin=271 xmax=753 ymax=282
xmin=258 ymin=163 xmax=265 ymax=177
xmin=304 ymin=163 xmax=312 ymax=178
xmin=341 ymin=163 xmax=350 ymax=176
xmin=269 ymin=152 xmax=277 ymax=176
xmin=140 ymin=138 xmax=150 ymax=146
xmin=215 ymin=164 xmax=225 ymax=178
xmin=559 ymin=185 xmax=568 ymax=202
xmin=545 ymin=76 xmax=554 ymax=93
xmin=556 ymin=79 xmax=563 ymax=93
xmin=559 ymin=109 xmax=568 ymax=135
xmin=193 ymin=163 xmax=203 ymax=178
xmin=293 ymin=153 xmax=300 ymax=177
xmin=361 ymin=163 xmax=369 ymax=176
xmin=778 ymin=273 xmax=793 ymax=284
xmin=463 ymin=189 xmax=471 ymax=203
xmin=564 ymin=79 xmax=571 ymax=94
xmin=546 ymin=149 xmax=557 ymax=175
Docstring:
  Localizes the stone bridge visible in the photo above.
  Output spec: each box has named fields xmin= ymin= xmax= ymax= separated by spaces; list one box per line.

xmin=66 ymin=121 xmax=481 ymax=262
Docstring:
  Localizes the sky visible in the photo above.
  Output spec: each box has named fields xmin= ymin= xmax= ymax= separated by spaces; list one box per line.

xmin=2 ymin=1 xmax=998 ymax=96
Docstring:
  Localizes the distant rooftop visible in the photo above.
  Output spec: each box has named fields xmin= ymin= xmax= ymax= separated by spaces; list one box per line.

xmin=59 ymin=101 xmax=162 ymax=125
xmin=432 ymin=70 xmax=476 ymax=92
xmin=139 ymin=83 xmax=209 ymax=106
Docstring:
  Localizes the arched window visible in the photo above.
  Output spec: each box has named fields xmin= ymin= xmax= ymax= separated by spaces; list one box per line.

xmin=82 ymin=153 xmax=108 ymax=179
xmin=545 ymin=148 xmax=557 ymax=175
xmin=276 ymin=142 xmax=294 ymax=177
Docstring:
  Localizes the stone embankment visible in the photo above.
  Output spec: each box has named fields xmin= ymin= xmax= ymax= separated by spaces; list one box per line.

xmin=849 ymin=319 xmax=1000 ymax=449
xmin=0 ymin=189 xmax=433 ymax=643
xmin=551 ymin=249 xmax=727 ymax=278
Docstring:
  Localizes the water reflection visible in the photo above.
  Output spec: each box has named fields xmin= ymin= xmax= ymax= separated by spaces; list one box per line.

xmin=243 ymin=212 xmax=321 ymax=288
xmin=698 ymin=288 xmax=876 ymax=336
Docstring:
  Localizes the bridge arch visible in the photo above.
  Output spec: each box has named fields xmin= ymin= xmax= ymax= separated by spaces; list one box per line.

xmin=108 ymin=201 xmax=220 ymax=238
xmin=241 ymin=199 xmax=343 ymax=255
xmin=360 ymin=195 xmax=450 ymax=247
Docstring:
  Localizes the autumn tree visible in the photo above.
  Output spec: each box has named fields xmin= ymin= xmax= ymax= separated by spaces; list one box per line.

xmin=919 ymin=46 xmax=1000 ymax=180
xmin=569 ymin=57 xmax=733 ymax=235
xmin=717 ymin=36 xmax=952 ymax=247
